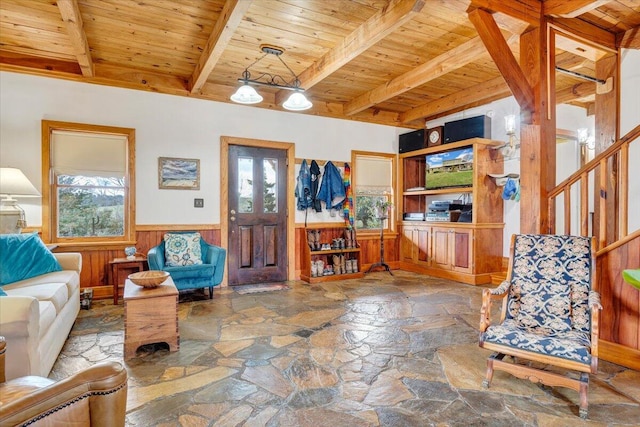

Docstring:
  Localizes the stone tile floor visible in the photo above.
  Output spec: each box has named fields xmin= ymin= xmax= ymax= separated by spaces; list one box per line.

xmin=51 ymin=271 xmax=640 ymax=426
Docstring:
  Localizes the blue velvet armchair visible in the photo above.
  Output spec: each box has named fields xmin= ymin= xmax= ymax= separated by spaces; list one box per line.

xmin=147 ymin=233 xmax=226 ymax=299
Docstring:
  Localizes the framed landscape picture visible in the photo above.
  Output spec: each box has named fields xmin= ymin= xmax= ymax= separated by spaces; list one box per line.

xmin=158 ymin=157 xmax=200 ymax=190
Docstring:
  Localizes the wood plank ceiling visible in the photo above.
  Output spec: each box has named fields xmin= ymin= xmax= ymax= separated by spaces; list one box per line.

xmin=1 ymin=0 xmax=638 ymax=128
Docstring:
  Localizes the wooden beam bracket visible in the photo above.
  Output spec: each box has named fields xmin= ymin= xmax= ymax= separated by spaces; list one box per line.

xmin=468 ymin=8 xmax=535 ymax=113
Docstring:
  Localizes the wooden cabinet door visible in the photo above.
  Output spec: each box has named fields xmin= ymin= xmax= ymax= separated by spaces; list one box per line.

xmin=415 ymin=227 xmax=431 ymax=265
xmin=431 ymin=227 xmax=451 ymax=269
xmin=451 ymin=229 xmax=473 ymax=273
xmin=401 ymin=227 xmax=416 ymax=262
xmin=401 ymin=226 xmax=431 ymax=265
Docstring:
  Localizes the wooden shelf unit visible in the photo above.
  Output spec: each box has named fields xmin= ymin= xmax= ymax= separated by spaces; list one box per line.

xmin=300 ymin=227 xmax=364 ymax=283
xmin=398 ymin=138 xmax=505 ymax=285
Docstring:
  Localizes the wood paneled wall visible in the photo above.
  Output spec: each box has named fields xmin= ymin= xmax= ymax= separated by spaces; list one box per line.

xmin=67 ymin=225 xmax=402 ymax=300
xmin=596 ymin=235 xmax=640 ymax=365
xmin=59 ymin=228 xmax=220 ymax=300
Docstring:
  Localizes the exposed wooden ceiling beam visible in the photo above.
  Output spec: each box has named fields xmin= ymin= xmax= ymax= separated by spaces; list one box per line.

xmin=556 ymin=51 xmax=592 ymax=71
xmin=274 ymin=0 xmax=426 ymax=105
xmin=556 ymin=32 xmax=609 ymax=61
xmin=189 ymin=0 xmax=252 ymax=93
xmin=470 ymin=0 xmax=541 ymax=27
xmin=56 ymin=0 xmax=94 ymax=77
xmin=543 ymin=0 xmax=610 ymax=18
xmin=549 ymin=18 xmax=617 ymax=51
xmin=0 ymin=50 xmax=82 ymax=75
xmin=469 ymin=8 xmax=534 ymax=112
xmin=344 ymin=36 xmax=488 ymax=116
xmin=555 ymin=81 xmax=596 ymax=104
xmin=401 ymin=72 xmax=596 ymax=124
xmin=400 ymin=76 xmax=511 ymax=123
xmin=618 ymin=27 xmax=640 ymax=49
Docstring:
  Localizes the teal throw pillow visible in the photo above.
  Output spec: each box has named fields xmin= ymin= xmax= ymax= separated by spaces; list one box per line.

xmin=0 ymin=287 xmax=7 ymax=296
xmin=0 ymin=233 xmax=62 ymax=285
xmin=164 ymin=232 xmax=203 ymax=267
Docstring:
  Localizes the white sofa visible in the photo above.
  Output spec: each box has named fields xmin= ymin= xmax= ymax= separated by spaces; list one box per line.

xmin=0 ymin=253 xmax=81 ymax=380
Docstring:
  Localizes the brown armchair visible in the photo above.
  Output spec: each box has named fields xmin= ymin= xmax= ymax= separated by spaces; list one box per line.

xmin=0 ymin=337 xmax=128 ymax=426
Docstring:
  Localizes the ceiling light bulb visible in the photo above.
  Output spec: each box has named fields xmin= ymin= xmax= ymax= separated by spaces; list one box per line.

xmin=283 ymin=92 xmax=312 ymax=111
xmin=230 ymin=84 xmax=263 ymax=104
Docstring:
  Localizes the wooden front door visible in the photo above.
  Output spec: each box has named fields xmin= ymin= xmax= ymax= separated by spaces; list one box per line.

xmin=227 ymin=145 xmax=288 ymax=285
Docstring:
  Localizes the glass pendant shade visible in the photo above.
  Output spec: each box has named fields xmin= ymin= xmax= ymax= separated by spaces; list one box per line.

xmin=282 ymin=92 xmax=312 ymax=111
xmin=230 ymin=84 xmax=263 ymax=104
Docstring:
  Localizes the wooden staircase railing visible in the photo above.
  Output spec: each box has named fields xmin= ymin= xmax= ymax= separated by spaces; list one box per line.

xmin=547 ymin=124 xmax=640 ymax=251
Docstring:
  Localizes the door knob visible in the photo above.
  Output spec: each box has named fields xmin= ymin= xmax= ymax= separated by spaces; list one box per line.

xmin=230 ymin=209 xmax=236 ymax=215
xmin=230 ymin=216 xmax=236 ymax=222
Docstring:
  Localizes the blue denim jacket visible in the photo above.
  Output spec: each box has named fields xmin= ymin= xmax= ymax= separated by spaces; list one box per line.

xmin=295 ymin=159 xmax=312 ymax=210
xmin=317 ymin=161 xmax=345 ymax=210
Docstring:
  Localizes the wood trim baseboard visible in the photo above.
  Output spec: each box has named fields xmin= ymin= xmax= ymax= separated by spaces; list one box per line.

xmin=598 ymin=340 xmax=640 ymax=371
xmin=295 ymin=222 xmax=353 ymax=228
xmin=136 ymin=224 xmax=220 ymax=231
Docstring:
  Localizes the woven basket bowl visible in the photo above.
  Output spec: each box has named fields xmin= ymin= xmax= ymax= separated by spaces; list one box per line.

xmin=128 ymin=270 xmax=170 ymax=288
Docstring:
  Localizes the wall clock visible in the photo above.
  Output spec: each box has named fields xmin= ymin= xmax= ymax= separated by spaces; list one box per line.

xmin=427 ymin=126 xmax=443 ymax=147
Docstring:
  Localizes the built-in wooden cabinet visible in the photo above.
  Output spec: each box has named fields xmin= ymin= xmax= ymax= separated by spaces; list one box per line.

xmin=398 ymin=138 xmax=505 ymax=285
xmin=431 ymin=226 xmax=472 ymax=273
xmin=401 ymin=226 xmax=430 ymax=266
xmin=300 ymin=227 xmax=365 ymax=283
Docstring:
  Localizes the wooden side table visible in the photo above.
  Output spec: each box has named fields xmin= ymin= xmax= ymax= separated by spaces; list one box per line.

xmin=109 ymin=257 xmax=148 ymax=304
xmin=123 ymin=276 xmax=179 ymax=360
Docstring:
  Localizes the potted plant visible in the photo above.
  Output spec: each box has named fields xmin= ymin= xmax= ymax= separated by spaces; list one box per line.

xmin=375 ymin=199 xmax=393 ymax=219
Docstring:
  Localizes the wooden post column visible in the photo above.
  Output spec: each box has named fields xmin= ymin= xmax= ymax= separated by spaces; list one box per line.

xmin=468 ymin=7 xmax=553 ymax=235
xmin=594 ymin=54 xmax=619 ymax=247
xmin=519 ymin=25 xmax=555 ymax=234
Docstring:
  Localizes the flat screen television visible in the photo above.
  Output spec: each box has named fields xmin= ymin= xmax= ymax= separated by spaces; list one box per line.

xmin=425 ymin=147 xmax=473 ymax=190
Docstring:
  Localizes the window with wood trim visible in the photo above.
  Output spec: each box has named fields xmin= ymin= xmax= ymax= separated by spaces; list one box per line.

xmin=352 ymin=151 xmax=396 ymax=233
xmin=41 ymin=121 xmax=136 ymax=244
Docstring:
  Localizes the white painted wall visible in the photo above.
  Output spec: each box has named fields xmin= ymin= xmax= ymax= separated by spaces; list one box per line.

xmin=0 ymin=71 xmax=405 ymax=227
xmin=620 ymin=49 xmax=640 ymax=233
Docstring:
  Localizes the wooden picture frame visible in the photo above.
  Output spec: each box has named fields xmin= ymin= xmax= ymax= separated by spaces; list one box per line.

xmin=158 ymin=157 xmax=200 ymax=190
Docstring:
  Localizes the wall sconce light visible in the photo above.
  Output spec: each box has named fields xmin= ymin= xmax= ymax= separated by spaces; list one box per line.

xmin=577 ymin=128 xmax=595 ymax=150
xmin=230 ymin=45 xmax=312 ymax=111
xmin=0 ymin=167 xmax=41 ymax=234
xmin=504 ymin=114 xmax=517 ymax=136
xmin=499 ymin=114 xmax=518 ymax=157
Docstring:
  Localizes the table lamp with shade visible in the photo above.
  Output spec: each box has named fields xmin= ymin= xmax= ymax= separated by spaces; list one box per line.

xmin=0 ymin=167 xmax=41 ymax=234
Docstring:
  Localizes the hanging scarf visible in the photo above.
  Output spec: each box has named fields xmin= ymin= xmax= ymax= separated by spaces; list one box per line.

xmin=343 ymin=163 xmax=354 ymax=227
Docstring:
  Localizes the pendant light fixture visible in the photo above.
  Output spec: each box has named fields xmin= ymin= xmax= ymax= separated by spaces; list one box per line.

xmin=230 ymin=45 xmax=312 ymax=111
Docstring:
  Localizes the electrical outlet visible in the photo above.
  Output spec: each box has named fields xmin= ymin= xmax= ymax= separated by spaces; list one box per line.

xmin=194 ymin=198 xmax=204 ymax=208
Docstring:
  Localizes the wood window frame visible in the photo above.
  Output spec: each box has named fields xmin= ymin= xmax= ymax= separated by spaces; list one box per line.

xmin=351 ymin=150 xmax=397 ymax=235
xmin=41 ymin=120 xmax=136 ymax=246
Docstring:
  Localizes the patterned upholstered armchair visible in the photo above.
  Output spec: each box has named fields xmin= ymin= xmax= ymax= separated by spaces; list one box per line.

xmin=479 ymin=234 xmax=602 ymax=419
xmin=147 ymin=232 xmax=226 ymax=299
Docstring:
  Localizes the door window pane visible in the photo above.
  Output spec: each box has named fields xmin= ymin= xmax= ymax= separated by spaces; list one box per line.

xmin=238 ymin=157 xmax=253 ymax=213
xmin=264 ymin=158 xmax=277 ymax=213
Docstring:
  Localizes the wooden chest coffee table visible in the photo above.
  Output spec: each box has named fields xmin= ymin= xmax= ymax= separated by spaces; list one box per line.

xmin=123 ymin=275 xmax=179 ymax=360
